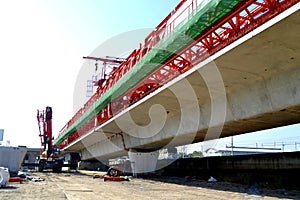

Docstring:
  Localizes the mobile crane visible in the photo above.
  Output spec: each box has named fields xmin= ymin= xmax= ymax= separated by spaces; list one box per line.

xmin=36 ymin=106 xmax=64 ymax=172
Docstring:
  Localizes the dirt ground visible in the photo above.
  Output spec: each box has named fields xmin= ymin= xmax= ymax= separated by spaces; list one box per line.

xmin=1 ymin=170 xmax=299 ymax=200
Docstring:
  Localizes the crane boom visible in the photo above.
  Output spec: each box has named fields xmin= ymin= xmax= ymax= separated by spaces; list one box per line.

xmin=83 ymin=56 xmax=126 ymax=64
xmin=36 ymin=106 xmax=63 ymax=172
xmin=37 ymin=106 xmax=53 ymax=157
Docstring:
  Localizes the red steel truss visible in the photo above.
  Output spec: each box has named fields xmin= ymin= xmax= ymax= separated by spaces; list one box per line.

xmin=58 ymin=0 xmax=299 ymax=149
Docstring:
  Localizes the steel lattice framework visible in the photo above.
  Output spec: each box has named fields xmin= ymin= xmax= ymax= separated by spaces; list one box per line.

xmin=56 ymin=0 xmax=299 ymax=149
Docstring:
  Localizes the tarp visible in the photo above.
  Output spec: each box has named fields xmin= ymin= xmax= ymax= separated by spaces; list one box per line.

xmin=54 ymin=0 xmax=242 ymax=145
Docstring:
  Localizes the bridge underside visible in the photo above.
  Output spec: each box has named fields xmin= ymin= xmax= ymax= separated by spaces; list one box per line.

xmin=64 ymin=6 xmax=300 ymax=161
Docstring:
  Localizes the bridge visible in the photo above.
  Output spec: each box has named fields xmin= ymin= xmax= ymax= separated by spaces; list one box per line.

xmin=54 ymin=0 xmax=300 ymax=173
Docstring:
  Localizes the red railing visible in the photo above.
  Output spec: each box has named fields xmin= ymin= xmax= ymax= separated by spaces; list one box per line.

xmin=57 ymin=0 xmax=202 ymax=143
xmin=58 ymin=0 xmax=299 ymax=149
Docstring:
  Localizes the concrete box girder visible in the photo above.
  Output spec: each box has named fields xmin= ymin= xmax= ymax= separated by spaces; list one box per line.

xmin=66 ymin=6 xmax=300 ymax=161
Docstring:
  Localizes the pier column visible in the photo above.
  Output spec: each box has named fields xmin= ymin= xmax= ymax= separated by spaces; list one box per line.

xmin=128 ymin=150 xmax=158 ymax=176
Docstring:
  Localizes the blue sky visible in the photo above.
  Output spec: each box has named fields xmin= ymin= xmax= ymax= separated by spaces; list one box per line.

xmin=0 ymin=0 xmax=299 ymax=150
xmin=0 ymin=0 xmax=181 ymax=147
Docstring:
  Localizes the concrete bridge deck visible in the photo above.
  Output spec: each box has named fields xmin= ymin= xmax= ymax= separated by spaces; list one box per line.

xmin=63 ymin=3 xmax=300 ymax=163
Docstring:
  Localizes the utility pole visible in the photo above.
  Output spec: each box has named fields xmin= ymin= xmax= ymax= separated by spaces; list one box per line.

xmin=231 ymin=136 xmax=234 ymax=156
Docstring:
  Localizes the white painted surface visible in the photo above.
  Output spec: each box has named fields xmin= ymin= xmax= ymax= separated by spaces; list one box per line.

xmin=0 ymin=146 xmax=27 ymax=173
xmin=128 ymin=151 xmax=159 ymax=174
xmin=0 ymin=167 xmax=10 ymax=187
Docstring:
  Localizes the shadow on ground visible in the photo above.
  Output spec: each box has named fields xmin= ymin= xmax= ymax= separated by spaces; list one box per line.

xmin=147 ymin=176 xmax=300 ymax=199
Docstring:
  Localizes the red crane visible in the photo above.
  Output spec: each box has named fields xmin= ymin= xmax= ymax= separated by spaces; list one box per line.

xmin=36 ymin=106 xmax=63 ymax=172
xmin=37 ymin=106 xmax=54 ymax=157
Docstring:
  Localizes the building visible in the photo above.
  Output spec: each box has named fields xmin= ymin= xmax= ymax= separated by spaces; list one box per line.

xmin=203 ymin=147 xmax=284 ymax=157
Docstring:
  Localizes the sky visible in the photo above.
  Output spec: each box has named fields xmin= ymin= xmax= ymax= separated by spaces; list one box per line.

xmin=0 ymin=0 xmax=181 ymax=148
xmin=0 ymin=0 xmax=299 ymax=151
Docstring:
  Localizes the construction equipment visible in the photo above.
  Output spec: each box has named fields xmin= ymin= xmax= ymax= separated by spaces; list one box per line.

xmin=83 ymin=56 xmax=126 ymax=64
xmin=55 ymin=0 xmax=299 ymax=150
xmin=83 ymin=56 xmax=126 ymax=86
xmin=36 ymin=106 xmax=64 ymax=173
xmin=84 ymin=56 xmax=126 ymax=97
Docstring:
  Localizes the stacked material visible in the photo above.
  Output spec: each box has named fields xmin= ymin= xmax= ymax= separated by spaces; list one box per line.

xmin=18 ymin=171 xmax=44 ymax=182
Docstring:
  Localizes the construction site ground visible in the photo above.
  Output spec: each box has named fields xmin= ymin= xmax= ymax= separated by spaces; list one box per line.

xmin=1 ymin=170 xmax=299 ymax=200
